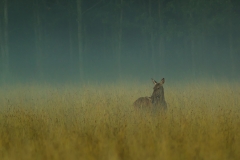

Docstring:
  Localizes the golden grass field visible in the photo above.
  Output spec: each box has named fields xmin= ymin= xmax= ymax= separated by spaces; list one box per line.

xmin=0 ymin=80 xmax=240 ymax=160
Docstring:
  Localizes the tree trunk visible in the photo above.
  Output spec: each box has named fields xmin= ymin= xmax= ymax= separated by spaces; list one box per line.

xmin=77 ymin=0 xmax=84 ymax=81
xmin=68 ymin=3 xmax=74 ymax=74
xmin=3 ymin=0 xmax=9 ymax=71
xmin=103 ymin=26 xmax=108 ymax=61
xmin=0 ymin=20 xmax=3 ymax=55
xmin=158 ymin=0 xmax=165 ymax=71
xmin=228 ymin=0 xmax=235 ymax=78
xmin=117 ymin=0 xmax=123 ymax=80
xmin=190 ymin=33 xmax=196 ymax=78
xmin=34 ymin=0 xmax=44 ymax=79
xmin=148 ymin=0 xmax=156 ymax=76
xmin=0 ymin=0 xmax=9 ymax=82
xmin=0 ymin=15 xmax=4 ymax=79
xmin=189 ymin=12 xmax=196 ymax=78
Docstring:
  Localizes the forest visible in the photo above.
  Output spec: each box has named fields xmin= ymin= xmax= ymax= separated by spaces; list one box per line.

xmin=0 ymin=0 xmax=240 ymax=83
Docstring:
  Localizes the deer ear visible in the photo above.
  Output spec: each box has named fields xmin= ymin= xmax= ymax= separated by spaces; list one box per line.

xmin=151 ymin=78 xmax=157 ymax=85
xmin=160 ymin=78 xmax=165 ymax=84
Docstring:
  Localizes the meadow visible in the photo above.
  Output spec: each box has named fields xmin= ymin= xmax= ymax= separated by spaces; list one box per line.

xmin=0 ymin=80 xmax=240 ymax=160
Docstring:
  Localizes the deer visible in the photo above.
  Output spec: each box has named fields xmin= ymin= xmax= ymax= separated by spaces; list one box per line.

xmin=133 ymin=78 xmax=167 ymax=111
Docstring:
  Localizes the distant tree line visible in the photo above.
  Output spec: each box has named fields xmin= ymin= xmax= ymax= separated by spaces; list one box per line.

xmin=0 ymin=0 xmax=240 ymax=82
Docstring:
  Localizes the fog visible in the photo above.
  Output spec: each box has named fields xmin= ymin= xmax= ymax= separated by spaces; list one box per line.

xmin=1 ymin=0 xmax=240 ymax=85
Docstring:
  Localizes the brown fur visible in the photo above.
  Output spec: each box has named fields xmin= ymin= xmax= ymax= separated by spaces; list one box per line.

xmin=133 ymin=97 xmax=152 ymax=110
xmin=133 ymin=78 xmax=167 ymax=111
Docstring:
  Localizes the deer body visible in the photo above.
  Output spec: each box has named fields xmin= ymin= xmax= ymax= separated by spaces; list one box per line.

xmin=133 ymin=78 xmax=167 ymax=111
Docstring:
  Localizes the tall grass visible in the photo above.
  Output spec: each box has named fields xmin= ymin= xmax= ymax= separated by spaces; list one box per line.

xmin=0 ymin=81 xmax=240 ymax=160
